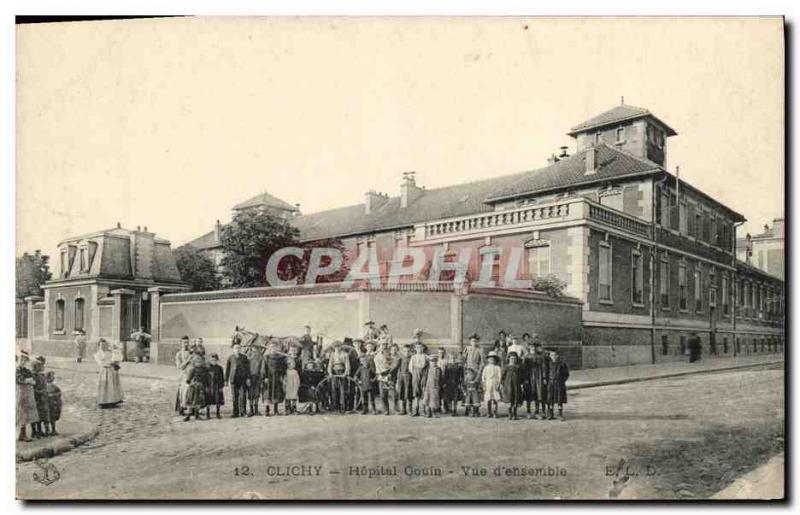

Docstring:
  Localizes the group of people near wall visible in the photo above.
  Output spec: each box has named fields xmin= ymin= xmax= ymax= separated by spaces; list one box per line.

xmin=172 ymin=322 xmax=571 ymax=422
xmin=15 ymin=352 xmax=62 ymax=441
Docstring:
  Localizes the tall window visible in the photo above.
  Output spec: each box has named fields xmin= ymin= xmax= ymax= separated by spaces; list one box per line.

xmin=79 ymin=247 xmax=87 ymax=272
xmin=74 ymin=298 xmax=85 ymax=332
xmin=659 ymin=255 xmax=669 ymax=307
xmin=709 ymin=268 xmax=717 ymax=308
xmin=679 ymin=202 xmax=688 ymax=234
xmin=479 ymin=247 xmax=501 ymax=284
xmin=60 ymin=250 xmax=68 ymax=278
xmin=526 ymin=243 xmax=551 ymax=279
xmin=55 ymin=299 xmax=65 ymax=332
xmin=710 ymin=217 xmax=718 ymax=245
xmin=616 ymin=127 xmax=625 ymax=143
xmin=722 ymin=274 xmax=730 ymax=315
xmin=595 ymin=132 xmax=602 ymax=144
xmin=598 ymin=241 xmax=612 ymax=302
xmin=631 ymin=249 xmax=644 ymax=305
xmin=678 ymin=262 xmax=687 ymax=311
xmin=659 ymin=193 xmax=670 ymax=227
xmin=695 ymin=212 xmax=702 ymax=239
xmin=694 ymin=267 xmax=703 ymax=312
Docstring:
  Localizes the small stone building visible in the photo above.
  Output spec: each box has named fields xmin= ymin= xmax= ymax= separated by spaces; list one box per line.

xmin=25 ymin=224 xmax=187 ymax=359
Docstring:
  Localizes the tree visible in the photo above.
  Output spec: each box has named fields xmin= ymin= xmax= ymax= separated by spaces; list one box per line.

xmin=220 ymin=209 xmax=302 ymax=288
xmin=174 ymin=247 xmax=221 ymax=292
xmin=16 ymin=251 xmax=51 ymax=299
xmin=530 ymin=274 xmax=567 ymax=298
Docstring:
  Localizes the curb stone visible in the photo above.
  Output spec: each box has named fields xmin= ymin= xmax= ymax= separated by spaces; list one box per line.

xmin=16 ymin=428 xmax=100 ymax=463
xmin=568 ymin=360 xmax=783 ymax=390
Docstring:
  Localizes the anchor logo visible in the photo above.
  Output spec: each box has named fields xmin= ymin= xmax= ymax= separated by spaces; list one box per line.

xmin=33 ymin=458 xmax=61 ymax=486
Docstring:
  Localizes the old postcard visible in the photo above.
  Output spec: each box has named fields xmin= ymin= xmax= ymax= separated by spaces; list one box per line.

xmin=14 ymin=16 xmax=785 ymax=501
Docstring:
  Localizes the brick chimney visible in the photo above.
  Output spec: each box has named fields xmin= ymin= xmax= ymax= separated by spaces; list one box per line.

xmin=400 ymin=172 xmax=423 ymax=208
xmin=585 ymin=147 xmax=597 ymax=175
xmin=214 ymin=220 xmax=222 ymax=242
xmin=365 ymin=190 xmax=388 ymax=215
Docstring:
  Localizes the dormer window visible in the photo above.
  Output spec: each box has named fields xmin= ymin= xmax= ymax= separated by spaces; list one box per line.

xmin=594 ymin=132 xmax=602 ymax=144
xmin=616 ymin=127 xmax=625 ymax=143
xmin=79 ymin=246 xmax=88 ymax=273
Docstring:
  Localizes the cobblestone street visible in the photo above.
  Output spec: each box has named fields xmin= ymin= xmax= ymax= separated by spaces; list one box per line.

xmin=17 ymin=363 xmax=784 ymax=500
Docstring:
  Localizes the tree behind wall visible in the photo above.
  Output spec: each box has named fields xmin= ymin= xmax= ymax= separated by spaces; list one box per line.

xmin=174 ymin=247 xmax=221 ymax=292
xmin=16 ymin=251 xmax=51 ymax=299
xmin=220 ymin=209 xmax=302 ymax=288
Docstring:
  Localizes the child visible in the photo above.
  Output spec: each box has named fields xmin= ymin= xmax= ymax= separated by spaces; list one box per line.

xmin=45 ymin=372 xmax=62 ymax=435
xmin=463 ymin=367 xmax=481 ymax=417
xmin=528 ymin=342 xmax=549 ymax=419
xmin=32 ymin=357 xmax=50 ymax=437
xmin=422 ymin=354 xmax=442 ymax=418
xmin=206 ymin=353 xmax=225 ymax=419
xmin=300 ymin=360 xmax=326 ymax=414
xmin=284 ymin=358 xmax=300 ymax=414
xmin=355 ymin=353 xmax=377 ymax=415
xmin=16 ymin=352 xmax=39 ymax=442
xmin=442 ymin=355 xmax=464 ymax=416
xmin=501 ymin=352 xmax=522 ymax=420
xmin=481 ymin=351 xmax=502 ymax=418
xmin=184 ymin=354 xmax=208 ymax=421
xmin=546 ymin=350 xmax=570 ymax=421
xmin=408 ymin=342 xmax=428 ymax=417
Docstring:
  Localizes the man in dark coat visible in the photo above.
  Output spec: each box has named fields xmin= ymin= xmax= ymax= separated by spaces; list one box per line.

xmin=225 ymin=344 xmax=250 ymax=418
xmin=299 ymin=325 xmax=316 ymax=369
xmin=395 ymin=344 xmax=413 ymax=415
xmin=688 ymin=332 xmax=702 ymax=363
xmin=546 ymin=350 xmax=570 ymax=421
xmin=442 ymin=356 xmax=464 ymax=416
xmin=244 ymin=343 xmax=266 ymax=416
xmin=263 ymin=342 xmax=286 ymax=416
xmin=355 ymin=354 xmax=378 ymax=414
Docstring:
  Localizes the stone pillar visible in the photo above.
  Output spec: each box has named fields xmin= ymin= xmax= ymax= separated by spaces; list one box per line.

xmin=110 ymin=289 xmax=135 ymax=361
xmin=24 ymin=296 xmax=43 ymax=350
xmin=147 ymin=287 xmax=163 ymax=364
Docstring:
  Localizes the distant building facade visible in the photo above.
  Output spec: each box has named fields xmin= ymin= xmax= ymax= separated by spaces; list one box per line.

xmin=737 ymin=218 xmax=785 ymax=280
xmin=183 ymin=103 xmax=784 ymax=368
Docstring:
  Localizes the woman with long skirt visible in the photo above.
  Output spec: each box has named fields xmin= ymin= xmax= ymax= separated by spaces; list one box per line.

xmin=95 ymin=338 xmax=124 ymax=408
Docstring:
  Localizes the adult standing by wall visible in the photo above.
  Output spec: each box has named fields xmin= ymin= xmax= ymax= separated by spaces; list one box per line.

xmin=174 ymin=336 xmax=192 ymax=414
xmin=74 ymin=329 xmax=87 ymax=363
xmin=225 ymin=343 xmax=250 ymax=418
xmin=95 ymin=338 xmax=124 ymax=408
xmin=16 ymin=351 xmax=39 ymax=441
xmin=688 ymin=332 xmax=702 ymax=363
xmin=130 ymin=326 xmax=152 ymax=363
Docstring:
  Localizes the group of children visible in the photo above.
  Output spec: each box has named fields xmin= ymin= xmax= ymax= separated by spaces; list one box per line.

xmin=175 ymin=323 xmax=571 ymax=422
xmin=15 ymin=351 xmax=63 ymax=441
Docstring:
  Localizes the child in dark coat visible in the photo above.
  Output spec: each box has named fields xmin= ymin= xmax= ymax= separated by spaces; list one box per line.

xmin=32 ymin=358 xmax=50 ymax=437
xmin=355 ymin=353 xmax=378 ymax=414
xmin=45 ymin=372 xmax=62 ymax=435
xmin=422 ymin=355 xmax=442 ymax=418
xmin=206 ymin=354 xmax=225 ymax=419
xmin=546 ymin=350 xmax=570 ymax=421
xmin=501 ymin=352 xmax=523 ymax=420
xmin=463 ymin=367 xmax=481 ymax=417
xmin=300 ymin=360 xmax=326 ymax=414
xmin=184 ymin=355 xmax=208 ymax=421
xmin=441 ymin=356 xmax=464 ymax=416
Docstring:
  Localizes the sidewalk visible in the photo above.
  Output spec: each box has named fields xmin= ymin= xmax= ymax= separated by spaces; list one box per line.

xmin=16 ymin=419 xmax=98 ymax=462
xmin=45 ymin=353 xmax=783 ymax=389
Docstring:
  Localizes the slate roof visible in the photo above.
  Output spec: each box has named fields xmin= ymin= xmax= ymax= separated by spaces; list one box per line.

xmin=485 ymin=143 xmax=662 ymax=202
xmin=568 ymin=104 xmax=677 ymax=137
xmin=291 ymin=171 xmax=531 ymax=242
xmin=182 ymin=229 xmax=220 ymax=250
xmin=233 ymin=191 xmax=299 ymax=212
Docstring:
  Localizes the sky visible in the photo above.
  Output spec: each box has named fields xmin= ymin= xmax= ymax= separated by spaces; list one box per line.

xmin=16 ymin=16 xmax=784 ymax=260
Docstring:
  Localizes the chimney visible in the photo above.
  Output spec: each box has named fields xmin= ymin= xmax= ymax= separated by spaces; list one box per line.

xmin=559 ymin=146 xmax=570 ymax=159
xmin=585 ymin=147 xmax=597 ymax=175
xmin=400 ymin=172 xmax=423 ymax=208
xmin=772 ymin=218 xmax=784 ymax=237
xmin=294 ymin=203 xmax=302 ymax=217
xmin=365 ymin=190 xmax=388 ymax=215
xmin=215 ymin=220 xmax=222 ymax=242
xmin=116 ymin=222 xmax=121 ymax=229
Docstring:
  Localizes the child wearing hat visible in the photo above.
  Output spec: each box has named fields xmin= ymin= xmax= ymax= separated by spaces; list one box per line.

xmin=206 ymin=353 xmax=225 ymax=419
xmin=408 ymin=342 xmax=428 ymax=417
xmin=481 ymin=351 xmax=502 ymax=418
xmin=355 ymin=353 xmax=378 ymax=415
xmin=422 ymin=354 xmax=442 ymax=418
xmin=501 ymin=352 xmax=523 ymax=420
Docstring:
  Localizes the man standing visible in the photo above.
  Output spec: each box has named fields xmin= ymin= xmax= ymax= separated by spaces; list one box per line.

xmin=74 ymin=329 xmax=87 ymax=363
xmin=363 ymin=321 xmax=379 ymax=345
xmin=130 ymin=326 xmax=152 ymax=363
xmin=373 ymin=344 xmax=398 ymax=415
xmin=395 ymin=344 xmax=413 ymax=415
xmin=225 ymin=343 xmax=250 ymax=418
xmin=327 ymin=340 xmax=351 ymax=413
xmin=463 ymin=334 xmax=484 ymax=376
xmin=688 ymin=332 xmax=702 ymax=363
xmin=299 ymin=325 xmax=316 ymax=369
xmin=244 ymin=343 xmax=266 ymax=416
xmin=174 ymin=336 xmax=193 ymax=414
